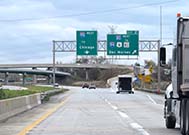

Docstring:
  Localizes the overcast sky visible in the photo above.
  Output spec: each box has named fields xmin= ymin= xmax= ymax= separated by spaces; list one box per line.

xmin=0 ymin=0 xmax=188 ymax=65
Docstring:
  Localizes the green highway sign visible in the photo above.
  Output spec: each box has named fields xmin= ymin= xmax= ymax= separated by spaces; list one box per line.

xmin=127 ymin=30 xmax=139 ymax=35
xmin=107 ymin=33 xmax=139 ymax=55
xmin=76 ymin=31 xmax=97 ymax=55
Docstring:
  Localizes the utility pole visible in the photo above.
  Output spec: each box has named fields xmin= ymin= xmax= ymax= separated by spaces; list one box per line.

xmin=157 ymin=6 xmax=162 ymax=93
xmin=53 ymin=40 xmax=56 ymax=87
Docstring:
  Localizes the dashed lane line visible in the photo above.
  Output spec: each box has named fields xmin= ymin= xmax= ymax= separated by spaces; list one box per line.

xmin=118 ymin=110 xmax=150 ymax=135
xmin=102 ymin=97 xmax=150 ymax=135
xmin=147 ymin=95 xmax=157 ymax=105
xmin=130 ymin=123 xmax=150 ymax=135
xmin=111 ymin=105 xmax=118 ymax=110
xmin=118 ymin=111 xmax=129 ymax=118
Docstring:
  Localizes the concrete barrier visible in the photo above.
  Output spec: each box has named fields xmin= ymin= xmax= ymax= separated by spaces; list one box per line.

xmin=107 ymin=77 xmax=117 ymax=88
xmin=0 ymin=93 xmax=41 ymax=121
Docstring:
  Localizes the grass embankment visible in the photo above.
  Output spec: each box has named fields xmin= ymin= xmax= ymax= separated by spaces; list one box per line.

xmin=0 ymin=86 xmax=67 ymax=100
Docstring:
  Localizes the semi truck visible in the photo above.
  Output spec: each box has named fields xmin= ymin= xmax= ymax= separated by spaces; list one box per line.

xmin=161 ymin=14 xmax=189 ymax=135
xmin=116 ymin=75 xmax=134 ymax=94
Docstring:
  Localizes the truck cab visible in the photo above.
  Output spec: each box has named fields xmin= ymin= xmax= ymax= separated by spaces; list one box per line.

xmin=161 ymin=15 xmax=189 ymax=135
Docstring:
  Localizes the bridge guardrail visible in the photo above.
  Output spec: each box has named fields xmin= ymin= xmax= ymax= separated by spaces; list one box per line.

xmin=40 ymin=89 xmax=65 ymax=102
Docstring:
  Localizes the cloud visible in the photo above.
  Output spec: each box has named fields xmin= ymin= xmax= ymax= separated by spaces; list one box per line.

xmin=0 ymin=0 xmax=186 ymax=64
xmin=0 ymin=16 xmax=173 ymax=64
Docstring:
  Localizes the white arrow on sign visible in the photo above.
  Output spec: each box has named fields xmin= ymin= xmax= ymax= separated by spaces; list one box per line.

xmin=132 ymin=50 xmax=137 ymax=54
xmin=85 ymin=50 xmax=89 ymax=54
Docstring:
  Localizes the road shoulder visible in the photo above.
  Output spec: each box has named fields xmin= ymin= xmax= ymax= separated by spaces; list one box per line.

xmin=0 ymin=90 xmax=71 ymax=135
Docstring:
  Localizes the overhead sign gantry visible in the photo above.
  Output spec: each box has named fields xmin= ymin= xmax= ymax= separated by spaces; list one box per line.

xmin=52 ymin=30 xmax=159 ymax=86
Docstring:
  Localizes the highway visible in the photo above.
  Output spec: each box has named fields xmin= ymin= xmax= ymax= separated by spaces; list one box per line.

xmin=0 ymin=87 xmax=180 ymax=135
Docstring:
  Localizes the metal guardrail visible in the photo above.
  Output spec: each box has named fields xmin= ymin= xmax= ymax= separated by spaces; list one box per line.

xmin=40 ymin=89 xmax=64 ymax=102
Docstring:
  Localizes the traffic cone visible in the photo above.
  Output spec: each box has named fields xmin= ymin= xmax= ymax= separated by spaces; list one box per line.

xmin=157 ymin=89 xmax=161 ymax=94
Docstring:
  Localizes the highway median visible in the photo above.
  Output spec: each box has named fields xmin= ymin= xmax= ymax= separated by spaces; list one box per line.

xmin=0 ymin=85 xmax=68 ymax=122
xmin=0 ymin=85 xmax=67 ymax=100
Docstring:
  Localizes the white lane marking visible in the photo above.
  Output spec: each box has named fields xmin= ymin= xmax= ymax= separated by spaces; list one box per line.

xmin=105 ymin=100 xmax=112 ymax=106
xmin=147 ymin=95 xmax=157 ymax=105
xmin=103 ymin=97 xmax=151 ymax=135
xmin=118 ymin=111 xmax=129 ymax=118
xmin=118 ymin=112 xmax=150 ymax=135
xmin=105 ymin=99 xmax=110 ymax=104
xmin=98 ymin=94 xmax=150 ymax=135
xmin=111 ymin=105 xmax=118 ymax=110
xmin=130 ymin=122 xmax=143 ymax=129
xmin=130 ymin=123 xmax=150 ymax=135
xmin=104 ymin=98 xmax=113 ymax=106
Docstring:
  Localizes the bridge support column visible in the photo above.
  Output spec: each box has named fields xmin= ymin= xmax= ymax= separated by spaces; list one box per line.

xmin=85 ymin=68 xmax=89 ymax=81
xmin=48 ymin=75 xmax=52 ymax=85
xmin=74 ymin=71 xmax=77 ymax=77
xmin=4 ymin=72 xmax=9 ymax=85
xmin=33 ymin=75 xmax=37 ymax=84
xmin=22 ymin=73 xmax=26 ymax=86
xmin=32 ymin=67 xmax=37 ymax=84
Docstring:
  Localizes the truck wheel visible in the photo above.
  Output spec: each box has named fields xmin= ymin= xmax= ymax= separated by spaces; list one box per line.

xmin=166 ymin=114 xmax=176 ymax=129
xmin=184 ymin=100 xmax=189 ymax=135
xmin=116 ymin=91 xmax=120 ymax=94
xmin=165 ymin=99 xmax=176 ymax=129
xmin=181 ymin=99 xmax=187 ymax=135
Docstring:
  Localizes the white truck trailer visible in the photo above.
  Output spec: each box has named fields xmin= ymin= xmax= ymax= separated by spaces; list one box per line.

xmin=116 ymin=75 xmax=134 ymax=94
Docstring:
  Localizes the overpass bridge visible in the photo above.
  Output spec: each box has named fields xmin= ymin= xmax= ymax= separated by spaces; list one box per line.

xmin=0 ymin=63 xmax=131 ymax=69
xmin=0 ymin=68 xmax=71 ymax=86
xmin=0 ymin=63 xmax=132 ymax=85
xmin=0 ymin=69 xmax=70 ymax=76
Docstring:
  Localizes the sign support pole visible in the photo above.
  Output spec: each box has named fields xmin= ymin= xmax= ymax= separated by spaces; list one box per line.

xmin=157 ymin=6 xmax=162 ymax=94
xmin=53 ymin=40 xmax=56 ymax=87
xmin=157 ymin=40 xmax=161 ymax=94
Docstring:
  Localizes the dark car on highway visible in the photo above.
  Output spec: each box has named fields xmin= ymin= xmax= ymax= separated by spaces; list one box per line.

xmin=89 ymin=84 xmax=96 ymax=89
xmin=82 ymin=83 xmax=89 ymax=88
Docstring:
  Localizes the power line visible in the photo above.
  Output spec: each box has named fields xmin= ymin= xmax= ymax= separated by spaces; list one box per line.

xmin=0 ymin=0 xmax=178 ymax=22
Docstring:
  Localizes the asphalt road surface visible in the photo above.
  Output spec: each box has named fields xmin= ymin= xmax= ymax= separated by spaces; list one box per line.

xmin=0 ymin=87 xmax=181 ymax=135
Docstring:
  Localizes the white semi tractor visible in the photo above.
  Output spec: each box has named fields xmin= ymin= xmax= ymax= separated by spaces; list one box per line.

xmin=161 ymin=15 xmax=189 ymax=135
